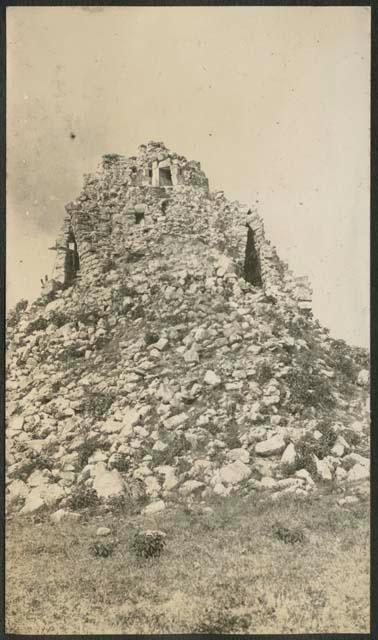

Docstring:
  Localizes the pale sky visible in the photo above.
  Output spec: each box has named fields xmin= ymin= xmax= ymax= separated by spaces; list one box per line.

xmin=7 ymin=6 xmax=370 ymax=347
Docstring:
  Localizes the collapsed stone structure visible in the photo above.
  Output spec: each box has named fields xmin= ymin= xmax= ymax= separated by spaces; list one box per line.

xmin=45 ymin=141 xmax=312 ymax=308
xmin=7 ymin=142 xmax=369 ymax=519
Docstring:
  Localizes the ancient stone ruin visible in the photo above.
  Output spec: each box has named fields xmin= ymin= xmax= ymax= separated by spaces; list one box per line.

xmin=6 ymin=141 xmax=369 ymax=518
xmin=43 ymin=141 xmax=312 ymax=308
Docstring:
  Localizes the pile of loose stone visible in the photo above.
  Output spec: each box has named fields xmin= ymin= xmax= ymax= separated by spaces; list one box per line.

xmin=6 ymin=262 xmax=369 ymax=521
xmin=6 ymin=147 xmax=370 ymax=521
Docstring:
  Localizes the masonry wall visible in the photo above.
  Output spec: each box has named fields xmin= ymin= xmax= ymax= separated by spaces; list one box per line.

xmin=48 ymin=142 xmax=312 ymax=310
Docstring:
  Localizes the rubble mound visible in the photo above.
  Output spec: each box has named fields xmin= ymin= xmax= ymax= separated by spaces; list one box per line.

xmin=6 ymin=141 xmax=370 ymax=517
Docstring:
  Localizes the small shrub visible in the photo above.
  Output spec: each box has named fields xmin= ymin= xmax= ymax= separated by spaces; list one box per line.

xmin=48 ymin=310 xmax=68 ymax=328
xmin=7 ymin=299 xmax=28 ymax=327
xmin=25 ymin=316 xmax=48 ymax=335
xmin=293 ymin=424 xmax=336 ymax=475
xmin=67 ymin=485 xmax=100 ymax=511
xmin=83 ymin=391 xmax=114 ymax=418
xmin=272 ymin=522 xmax=306 ymax=544
xmin=105 ymin=493 xmax=133 ymax=513
xmin=294 ymin=422 xmax=337 ymax=473
xmin=195 ymin=609 xmax=250 ymax=633
xmin=76 ymin=438 xmax=110 ymax=469
xmin=89 ymin=542 xmax=114 ymax=558
xmin=108 ymin=453 xmax=130 ymax=473
xmin=175 ymin=457 xmax=192 ymax=475
xmin=131 ymin=305 xmax=145 ymax=319
xmin=144 ymin=332 xmax=159 ymax=346
xmin=102 ymin=257 xmax=116 ymax=273
xmin=152 ymin=433 xmax=191 ymax=467
xmin=286 ymin=359 xmax=335 ymax=412
xmin=50 ymin=381 xmax=61 ymax=394
xmin=316 ymin=421 xmax=338 ymax=453
xmin=7 ymin=495 xmax=25 ymax=512
xmin=12 ymin=453 xmax=54 ymax=481
xmin=331 ymin=339 xmax=360 ymax=382
xmin=256 ymin=361 xmax=274 ymax=385
xmin=343 ymin=429 xmax=362 ymax=447
xmin=131 ymin=530 xmax=166 ymax=559
xmin=56 ymin=344 xmax=85 ymax=364
xmin=281 ymin=461 xmax=296 ymax=478
xmin=294 ymin=439 xmax=318 ymax=476
xmin=223 ymin=421 xmax=241 ymax=449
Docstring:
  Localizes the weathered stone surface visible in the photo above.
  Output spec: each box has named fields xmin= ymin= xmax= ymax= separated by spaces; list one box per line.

xmin=92 ymin=463 xmax=125 ymax=498
xmin=142 ymin=500 xmax=166 ymax=515
xmin=41 ymin=483 xmax=66 ymax=506
xmin=357 ymin=369 xmax=369 ymax=386
xmin=164 ymin=413 xmax=188 ymax=429
xmin=156 ymin=465 xmax=179 ymax=490
xmin=343 ymin=453 xmax=369 ymax=468
xmin=154 ymin=338 xmax=169 ymax=351
xmin=144 ymin=475 xmax=161 ymax=497
xmin=259 ymin=477 xmax=277 ymax=490
xmin=179 ymin=480 xmax=205 ymax=496
xmin=255 ymin=435 xmax=286 ymax=457
xmin=101 ymin=419 xmax=124 ymax=434
xmin=96 ymin=526 xmax=112 ymax=536
xmin=7 ymin=479 xmax=29 ymax=502
xmin=227 ymin=448 xmax=250 ymax=464
xmin=5 ymin=140 xmax=369 ymax=516
xmin=19 ymin=488 xmax=45 ymax=514
xmin=204 ymin=370 xmax=221 ymax=386
xmin=8 ymin=415 xmax=24 ymax=431
xmin=295 ymin=469 xmax=315 ymax=486
xmin=315 ymin=457 xmax=333 ymax=481
xmin=280 ymin=443 xmax=296 ymax=466
xmin=213 ymin=482 xmax=231 ymax=497
xmin=50 ymin=509 xmax=81 ymax=523
xmin=219 ymin=461 xmax=251 ymax=485
xmin=184 ymin=346 xmax=200 ymax=363
xmin=347 ymin=464 xmax=370 ymax=483
xmin=338 ymin=495 xmax=359 ymax=506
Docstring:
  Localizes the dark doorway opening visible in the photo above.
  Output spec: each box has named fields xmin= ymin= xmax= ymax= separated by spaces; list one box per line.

xmin=134 ymin=211 xmax=144 ymax=224
xmin=64 ymin=229 xmax=80 ymax=286
xmin=159 ymin=166 xmax=173 ymax=186
xmin=244 ymin=227 xmax=262 ymax=287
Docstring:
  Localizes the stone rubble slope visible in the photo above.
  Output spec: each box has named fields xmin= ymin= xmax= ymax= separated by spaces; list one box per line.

xmin=6 ymin=141 xmax=370 ymax=518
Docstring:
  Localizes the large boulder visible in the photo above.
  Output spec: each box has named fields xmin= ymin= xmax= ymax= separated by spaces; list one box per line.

xmin=255 ymin=435 xmax=286 ymax=457
xmin=347 ymin=464 xmax=370 ymax=483
xmin=142 ymin=500 xmax=166 ymax=515
xmin=92 ymin=463 xmax=125 ymax=499
xmin=218 ymin=461 xmax=251 ymax=485
xmin=357 ymin=369 xmax=369 ymax=386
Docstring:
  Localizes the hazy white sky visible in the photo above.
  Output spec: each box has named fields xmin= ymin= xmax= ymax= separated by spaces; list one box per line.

xmin=7 ymin=6 xmax=370 ymax=347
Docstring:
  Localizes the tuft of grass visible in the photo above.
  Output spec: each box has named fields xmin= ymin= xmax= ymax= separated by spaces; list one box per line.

xmin=272 ymin=522 xmax=306 ymax=544
xmin=89 ymin=542 xmax=114 ymax=558
xmin=82 ymin=391 xmax=114 ymax=418
xmin=131 ymin=530 xmax=166 ymax=559
xmin=7 ymin=299 xmax=28 ymax=328
xmin=67 ymin=486 xmax=100 ymax=512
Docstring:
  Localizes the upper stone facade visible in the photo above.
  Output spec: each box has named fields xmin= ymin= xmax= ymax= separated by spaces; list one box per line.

xmin=44 ymin=141 xmax=312 ymax=310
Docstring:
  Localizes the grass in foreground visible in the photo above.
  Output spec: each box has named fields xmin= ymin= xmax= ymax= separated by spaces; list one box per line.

xmin=6 ymin=490 xmax=369 ymax=634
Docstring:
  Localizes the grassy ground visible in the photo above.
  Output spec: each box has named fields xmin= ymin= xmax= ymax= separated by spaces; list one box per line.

xmin=6 ymin=489 xmax=369 ymax=634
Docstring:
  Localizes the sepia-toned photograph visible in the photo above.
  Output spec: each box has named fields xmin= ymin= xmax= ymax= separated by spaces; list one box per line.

xmin=5 ymin=5 xmax=370 ymax=634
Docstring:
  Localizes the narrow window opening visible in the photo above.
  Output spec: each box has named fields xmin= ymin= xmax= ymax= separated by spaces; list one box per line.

xmin=159 ymin=166 xmax=173 ymax=186
xmin=244 ymin=227 xmax=262 ymax=287
xmin=64 ymin=229 xmax=80 ymax=286
xmin=161 ymin=199 xmax=169 ymax=214
xmin=134 ymin=211 xmax=145 ymax=224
